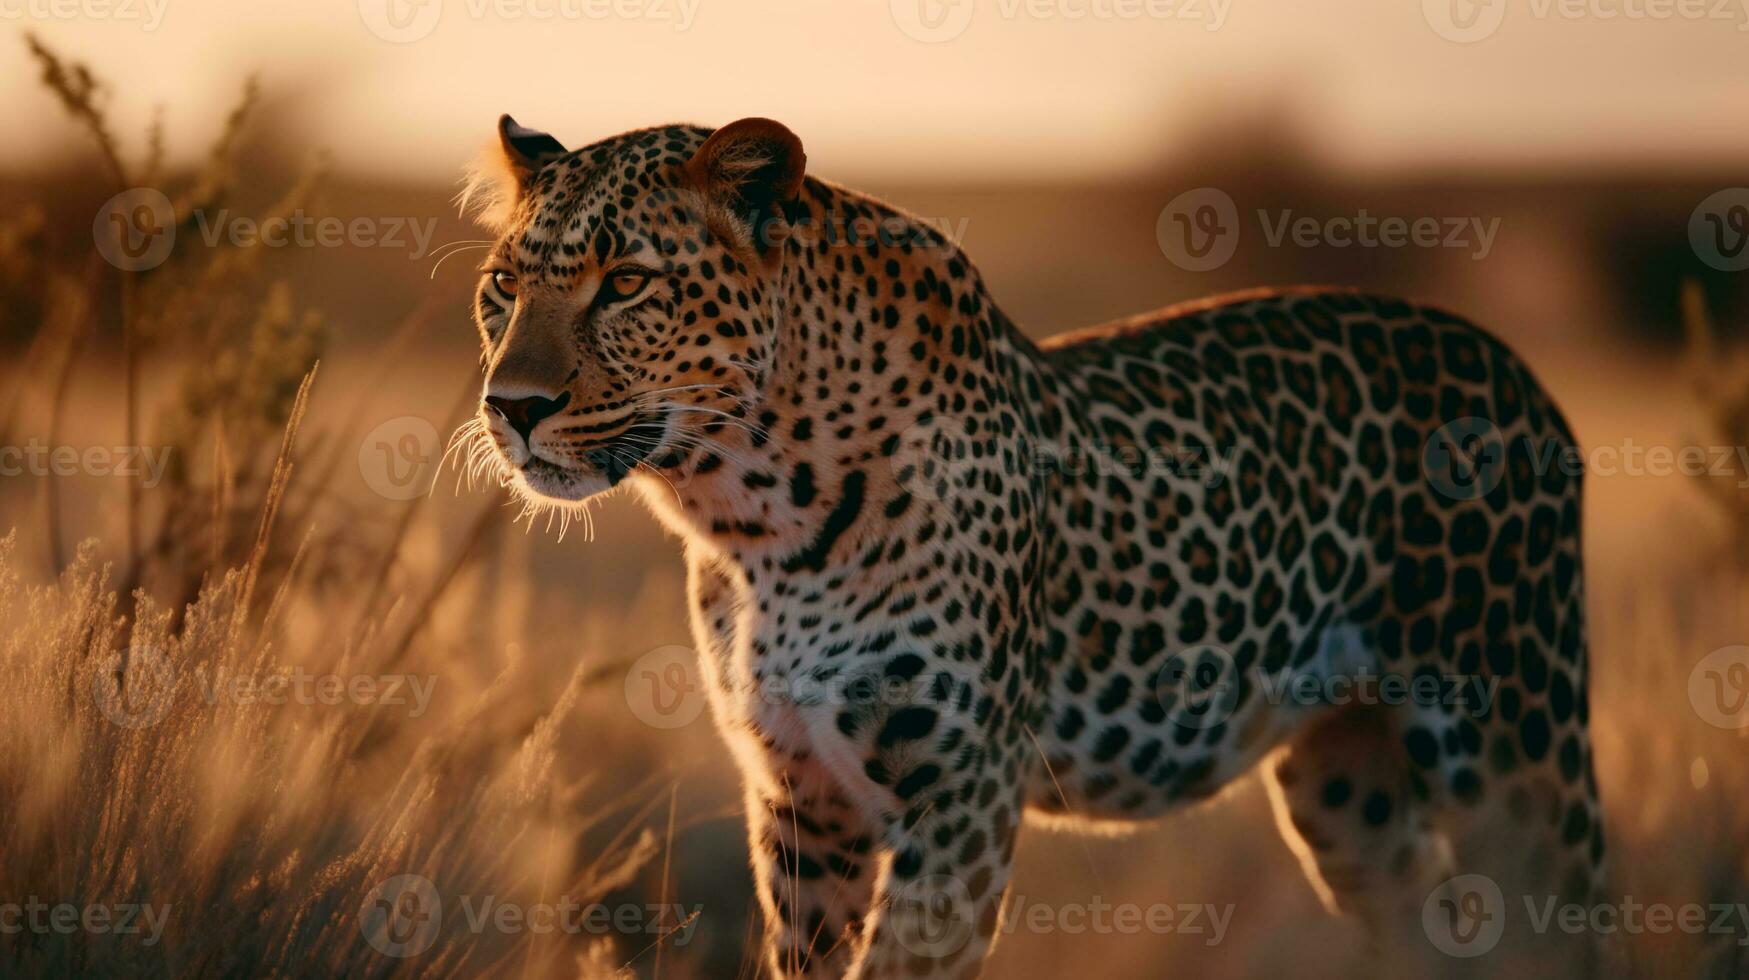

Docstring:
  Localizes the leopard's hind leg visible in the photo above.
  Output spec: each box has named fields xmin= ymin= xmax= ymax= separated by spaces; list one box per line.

xmin=1263 ymin=577 xmax=1606 ymax=976
xmin=1264 ymin=701 xmax=1457 ymax=962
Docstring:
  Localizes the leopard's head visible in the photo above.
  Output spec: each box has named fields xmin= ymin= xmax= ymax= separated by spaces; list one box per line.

xmin=459 ymin=116 xmax=806 ymax=504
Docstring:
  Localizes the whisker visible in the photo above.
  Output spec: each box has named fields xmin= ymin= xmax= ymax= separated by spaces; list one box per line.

xmin=659 ymin=425 xmax=763 ymax=472
xmin=427 ymin=242 xmax=494 ymax=279
xmin=639 ymin=400 xmax=766 ymax=440
xmin=427 ymin=238 xmax=495 ymax=257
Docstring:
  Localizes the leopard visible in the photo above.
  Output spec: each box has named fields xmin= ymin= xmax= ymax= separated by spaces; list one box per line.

xmin=456 ymin=114 xmax=1605 ymax=978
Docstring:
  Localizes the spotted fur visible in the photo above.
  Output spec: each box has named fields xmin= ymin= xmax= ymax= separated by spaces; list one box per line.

xmin=462 ymin=117 xmax=1604 ymax=978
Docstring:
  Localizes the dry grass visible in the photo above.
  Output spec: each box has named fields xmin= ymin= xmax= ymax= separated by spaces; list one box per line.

xmin=0 ymin=372 xmax=661 ymax=978
xmin=0 ymin=535 xmax=655 ymax=978
xmin=0 ymin=39 xmax=687 ymax=979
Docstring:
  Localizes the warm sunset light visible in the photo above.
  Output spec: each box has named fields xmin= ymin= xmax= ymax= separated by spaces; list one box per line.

xmin=2 ymin=2 xmax=1747 ymax=977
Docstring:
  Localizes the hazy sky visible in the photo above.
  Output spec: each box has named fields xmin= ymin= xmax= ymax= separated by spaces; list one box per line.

xmin=7 ymin=0 xmax=1748 ymax=183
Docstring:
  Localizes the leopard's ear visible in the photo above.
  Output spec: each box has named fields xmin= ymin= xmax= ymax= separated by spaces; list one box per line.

xmin=458 ymin=115 xmax=567 ymax=230
xmin=497 ymin=115 xmax=567 ymax=179
xmin=685 ymin=118 xmax=806 ymax=248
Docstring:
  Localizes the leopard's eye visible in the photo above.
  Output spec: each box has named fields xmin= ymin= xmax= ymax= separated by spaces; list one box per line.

xmin=491 ymin=270 xmax=519 ymax=297
xmin=599 ymin=268 xmax=654 ymax=304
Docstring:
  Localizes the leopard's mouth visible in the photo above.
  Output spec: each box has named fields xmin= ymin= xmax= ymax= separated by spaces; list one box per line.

xmin=513 ymin=411 xmax=670 ymax=498
xmin=580 ymin=411 xmax=670 ymax=485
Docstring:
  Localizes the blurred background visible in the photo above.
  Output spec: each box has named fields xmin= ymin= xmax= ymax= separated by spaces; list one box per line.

xmin=2 ymin=1 xmax=1748 ymax=976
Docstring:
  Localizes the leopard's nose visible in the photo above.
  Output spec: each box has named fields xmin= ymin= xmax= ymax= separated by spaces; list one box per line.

xmin=484 ymin=390 xmax=570 ymax=443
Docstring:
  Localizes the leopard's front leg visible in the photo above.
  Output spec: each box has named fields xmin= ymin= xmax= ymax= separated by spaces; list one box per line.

xmin=689 ymin=552 xmax=1030 ymax=978
xmin=745 ymin=774 xmax=879 ymax=976
xmin=740 ymin=687 xmax=1025 ymax=979
xmin=845 ymin=786 xmax=1022 ymax=980
xmin=688 ymin=553 xmax=879 ymax=976
xmin=808 ymin=682 xmax=1027 ymax=980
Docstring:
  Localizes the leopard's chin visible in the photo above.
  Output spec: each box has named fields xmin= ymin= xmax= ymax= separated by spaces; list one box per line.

xmin=511 ymin=456 xmax=614 ymax=502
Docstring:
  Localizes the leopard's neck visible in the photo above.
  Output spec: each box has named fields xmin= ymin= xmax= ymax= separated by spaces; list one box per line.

xmin=633 ymin=178 xmax=1056 ymax=588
